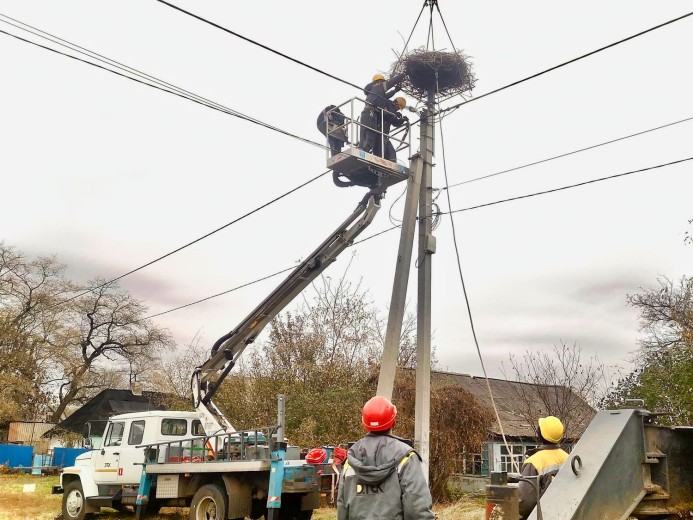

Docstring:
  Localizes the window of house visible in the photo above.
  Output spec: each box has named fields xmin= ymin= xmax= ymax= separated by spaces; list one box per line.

xmin=473 ymin=453 xmax=484 ymax=475
xmin=128 ymin=420 xmax=146 ymax=445
xmin=161 ymin=418 xmax=187 ymax=436
xmin=191 ymin=420 xmax=205 ymax=436
xmin=498 ymin=443 xmax=538 ymax=472
xmin=455 ymin=449 xmax=487 ymax=476
xmin=104 ymin=422 xmax=125 ymax=446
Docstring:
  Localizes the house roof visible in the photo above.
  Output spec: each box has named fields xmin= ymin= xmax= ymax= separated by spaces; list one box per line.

xmin=429 ymin=370 xmax=595 ymax=440
xmin=43 ymin=389 xmax=176 ymax=437
xmin=9 ymin=422 xmax=57 ymax=443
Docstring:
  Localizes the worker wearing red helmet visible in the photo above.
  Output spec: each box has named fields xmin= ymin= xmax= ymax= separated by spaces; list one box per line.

xmin=337 ymin=396 xmax=435 ymax=520
xmin=518 ymin=416 xmax=570 ymax=519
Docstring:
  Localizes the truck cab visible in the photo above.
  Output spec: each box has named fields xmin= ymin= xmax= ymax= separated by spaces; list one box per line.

xmin=56 ymin=410 xmax=203 ymax=519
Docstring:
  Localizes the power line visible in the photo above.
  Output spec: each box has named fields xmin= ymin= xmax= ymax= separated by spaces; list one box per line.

xmin=0 ymin=24 xmax=326 ymax=150
xmin=143 ymin=214 xmax=399 ymax=320
xmin=353 ymin=225 xmax=400 ymax=245
xmin=53 ymin=157 xmax=693 ymax=317
xmin=436 ymin=80 xmax=518 ymax=471
xmin=47 ymin=169 xmax=331 ymax=310
xmin=437 ymin=10 xmax=693 ymax=116
xmin=441 ymin=157 xmax=693 ymax=215
xmin=155 ymin=0 xmax=363 ymax=92
xmin=444 ymin=115 xmax=693 ymax=189
xmin=143 ymin=266 xmax=296 ymax=320
xmin=154 ymin=0 xmax=416 ymax=110
xmin=137 ymin=156 xmax=693 ymax=320
xmin=358 ymin=155 xmax=693 ymax=244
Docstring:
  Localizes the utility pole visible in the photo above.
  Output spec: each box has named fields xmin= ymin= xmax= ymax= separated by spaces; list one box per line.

xmin=377 ymin=89 xmax=436 ymax=481
xmin=415 ymin=90 xmax=435 ymax=481
xmin=376 ymin=155 xmax=424 ymax=400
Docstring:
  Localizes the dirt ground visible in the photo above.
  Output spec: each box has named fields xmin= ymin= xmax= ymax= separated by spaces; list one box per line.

xmin=0 ymin=473 xmax=484 ymax=520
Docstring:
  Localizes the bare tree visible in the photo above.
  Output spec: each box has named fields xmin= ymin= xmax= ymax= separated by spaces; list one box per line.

xmin=44 ymin=279 xmax=171 ymax=422
xmin=0 ymin=242 xmax=73 ymax=422
xmin=502 ymin=342 xmax=603 ymax=439
xmin=153 ymin=330 xmax=208 ymax=401
xmin=602 ymin=276 xmax=693 ymax=423
xmin=627 ymin=276 xmax=693 ymax=351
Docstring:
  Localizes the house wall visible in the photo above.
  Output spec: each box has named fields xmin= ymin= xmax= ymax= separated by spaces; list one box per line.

xmin=449 ymin=474 xmax=488 ymax=494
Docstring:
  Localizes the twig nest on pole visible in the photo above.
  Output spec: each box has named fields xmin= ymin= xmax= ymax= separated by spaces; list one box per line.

xmin=394 ymin=48 xmax=475 ymax=99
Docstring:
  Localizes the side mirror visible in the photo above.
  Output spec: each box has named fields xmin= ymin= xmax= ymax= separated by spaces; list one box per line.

xmin=83 ymin=437 xmax=92 ymax=449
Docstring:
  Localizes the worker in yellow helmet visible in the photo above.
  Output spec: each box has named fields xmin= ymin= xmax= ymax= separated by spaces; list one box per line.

xmin=373 ymin=96 xmax=408 ymax=162
xmin=518 ymin=416 xmax=569 ymax=519
xmin=358 ymin=72 xmax=406 ymax=154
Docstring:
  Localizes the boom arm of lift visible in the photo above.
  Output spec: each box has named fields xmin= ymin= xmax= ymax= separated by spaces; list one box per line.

xmin=191 ymin=191 xmax=383 ymax=435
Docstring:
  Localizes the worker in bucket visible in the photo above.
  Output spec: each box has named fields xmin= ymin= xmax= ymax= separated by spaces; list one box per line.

xmin=337 ymin=395 xmax=435 ymax=520
xmin=358 ymin=72 xmax=406 ymax=153
xmin=316 ymin=104 xmax=347 ymax=157
xmin=518 ymin=416 xmax=570 ymax=519
xmin=373 ymin=96 xmax=408 ymax=161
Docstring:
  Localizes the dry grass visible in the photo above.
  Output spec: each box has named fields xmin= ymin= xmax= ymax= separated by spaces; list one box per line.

xmin=436 ymin=496 xmax=485 ymax=520
xmin=0 ymin=474 xmax=484 ymax=520
xmin=307 ymin=497 xmax=485 ymax=520
xmin=0 ymin=474 xmax=184 ymax=520
xmin=0 ymin=474 xmax=62 ymax=520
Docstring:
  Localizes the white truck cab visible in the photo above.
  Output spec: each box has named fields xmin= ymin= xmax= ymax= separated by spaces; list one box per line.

xmin=56 ymin=410 xmax=203 ymax=519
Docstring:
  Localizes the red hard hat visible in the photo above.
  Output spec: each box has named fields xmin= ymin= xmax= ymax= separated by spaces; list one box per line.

xmin=332 ymin=447 xmax=348 ymax=465
xmin=305 ymin=448 xmax=328 ymax=464
xmin=362 ymin=396 xmax=397 ymax=432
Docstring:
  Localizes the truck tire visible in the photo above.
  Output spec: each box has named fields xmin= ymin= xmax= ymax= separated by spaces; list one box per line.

xmin=190 ymin=483 xmax=228 ymax=520
xmin=62 ymin=480 xmax=94 ymax=520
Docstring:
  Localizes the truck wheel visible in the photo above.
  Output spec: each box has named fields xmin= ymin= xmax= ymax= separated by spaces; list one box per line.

xmin=62 ymin=480 xmax=94 ymax=520
xmin=190 ymin=483 xmax=228 ymax=520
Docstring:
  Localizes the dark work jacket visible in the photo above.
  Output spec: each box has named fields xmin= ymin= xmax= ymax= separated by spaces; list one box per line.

xmin=518 ymin=444 xmax=569 ymax=519
xmin=364 ymin=73 xmax=406 ymax=109
xmin=381 ymin=100 xmax=407 ymax=135
xmin=337 ymin=433 xmax=435 ymax=520
xmin=316 ymin=105 xmax=346 ymax=136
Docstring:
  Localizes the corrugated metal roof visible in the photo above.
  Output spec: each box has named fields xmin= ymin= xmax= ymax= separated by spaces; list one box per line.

xmin=428 ymin=370 xmax=596 ymax=440
xmin=8 ymin=422 xmax=56 ymax=443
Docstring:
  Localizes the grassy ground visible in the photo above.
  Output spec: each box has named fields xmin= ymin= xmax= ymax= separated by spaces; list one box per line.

xmin=0 ymin=473 xmax=484 ymax=520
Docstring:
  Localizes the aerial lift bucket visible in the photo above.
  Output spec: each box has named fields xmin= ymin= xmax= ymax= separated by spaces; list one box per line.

xmin=320 ymin=97 xmax=411 ymax=192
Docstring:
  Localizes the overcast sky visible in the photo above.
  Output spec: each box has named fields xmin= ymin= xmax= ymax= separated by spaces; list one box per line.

xmin=1 ymin=0 xmax=691 ymax=382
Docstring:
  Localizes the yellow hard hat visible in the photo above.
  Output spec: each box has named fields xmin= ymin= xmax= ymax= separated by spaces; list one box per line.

xmin=372 ymin=73 xmax=385 ymax=82
xmin=538 ymin=416 xmax=564 ymax=444
xmin=394 ymin=97 xmax=406 ymax=109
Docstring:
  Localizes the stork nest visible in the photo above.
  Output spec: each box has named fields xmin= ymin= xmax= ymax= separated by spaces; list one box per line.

xmin=393 ymin=48 xmax=475 ymax=98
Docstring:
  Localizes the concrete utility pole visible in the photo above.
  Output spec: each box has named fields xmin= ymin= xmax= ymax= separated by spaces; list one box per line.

xmin=377 ymin=90 xmax=436 ymax=482
xmin=376 ymin=155 xmax=424 ymax=400
xmin=415 ymin=90 xmax=435 ymax=481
